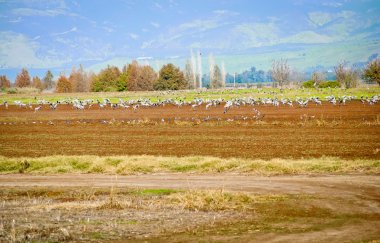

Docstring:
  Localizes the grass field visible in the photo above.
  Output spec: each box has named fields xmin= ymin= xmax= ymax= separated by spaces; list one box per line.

xmin=1 ymin=87 xmax=380 ymax=103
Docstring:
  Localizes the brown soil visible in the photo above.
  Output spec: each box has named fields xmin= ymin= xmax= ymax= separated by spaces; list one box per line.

xmin=0 ymin=174 xmax=379 ymax=196
xmin=0 ymin=102 xmax=379 ymax=159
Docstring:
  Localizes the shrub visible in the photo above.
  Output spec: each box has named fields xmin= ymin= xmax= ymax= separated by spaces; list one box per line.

xmin=6 ymin=87 xmax=40 ymax=94
xmin=19 ymin=160 xmax=30 ymax=173
xmin=302 ymin=80 xmax=315 ymax=88
xmin=302 ymin=80 xmax=340 ymax=88
xmin=318 ymin=80 xmax=340 ymax=88
xmin=6 ymin=88 xmax=17 ymax=94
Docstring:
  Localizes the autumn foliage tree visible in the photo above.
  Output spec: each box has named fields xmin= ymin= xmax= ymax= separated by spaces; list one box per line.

xmin=32 ymin=76 xmax=43 ymax=90
xmin=125 ymin=61 xmax=139 ymax=91
xmin=138 ymin=65 xmax=157 ymax=91
xmin=15 ymin=68 xmax=31 ymax=88
xmin=69 ymin=65 xmax=89 ymax=92
xmin=56 ymin=75 xmax=73 ymax=93
xmin=123 ymin=61 xmax=157 ymax=91
xmin=154 ymin=63 xmax=186 ymax=90
xmin=0 ymin=75 xmax=11 ymax=89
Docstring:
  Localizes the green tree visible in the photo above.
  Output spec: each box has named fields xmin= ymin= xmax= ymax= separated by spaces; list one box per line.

xmin=15 ymin=68 xmax=31 ymax=88
xmin=116 ymin=72 xmax=128 ymax=91
xmin=210 ymin=65 xmax=223 ymax=89
xmin=56 ymin=75 xmax=72 ymax=93
xmin=154 ymin=63 xmax=186 ymax=90
xmin=91 ymin=65 xmax=121 ymax=92
xmin=43 ymin=70 xmax=54 ymax=90
xmin=363 ymin=58 xmax=380 ymax=85
xmin=0 ymin=75 xmax=11 ymax=89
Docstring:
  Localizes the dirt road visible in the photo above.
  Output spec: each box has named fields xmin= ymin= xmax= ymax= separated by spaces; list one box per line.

xmin=1 ymin=174 xmax=379 ymax=242
xmin=1 ymin=174 xmax=379 ymax=198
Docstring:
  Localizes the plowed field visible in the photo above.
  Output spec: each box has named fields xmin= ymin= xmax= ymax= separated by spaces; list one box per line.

xmin=0 ymin=101 xmax=379 ymax=158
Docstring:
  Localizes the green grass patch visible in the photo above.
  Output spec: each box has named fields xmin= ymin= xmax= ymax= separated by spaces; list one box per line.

xmin=137 ymin=188 xmax=178 ymax=196
xmin=172 ymin=164 xmax=198 ymax=172
xmin=1 ymin=87 xmax=379 ymax=104
xmin=0 ymin=155 xmax=379 ymax=175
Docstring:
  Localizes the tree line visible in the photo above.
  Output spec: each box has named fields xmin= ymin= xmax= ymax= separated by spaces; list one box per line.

xmin=1 ymin=57 xmax=379 ymax=92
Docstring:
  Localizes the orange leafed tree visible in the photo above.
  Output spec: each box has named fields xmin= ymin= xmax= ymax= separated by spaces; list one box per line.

xmin=126 ymin=61 xmax=139 ymax=91
xmin=32 ymin=76 xmax=43 ymax=90
xmin=125 ymin=61 xmax=157 ymax=91
xmin=15 ymin=68 xmax=31 ymax=88
xmin=56 ymin=75 xmax=73 ymax=93
xmin=69 ymin=65 xmax=89 ymax=92
xmin=0 ymin=75 xmax=11 ymax=89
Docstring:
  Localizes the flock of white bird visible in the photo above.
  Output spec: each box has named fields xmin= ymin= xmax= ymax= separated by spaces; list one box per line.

xmin=2 ymin=94 xmax=378 ymax=113
xmin=0 ymin=94 xmax=378 ymax=125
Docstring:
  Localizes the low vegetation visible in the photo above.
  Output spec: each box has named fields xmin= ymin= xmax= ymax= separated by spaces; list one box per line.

xmin=1 ymin=186 xmax=379 ymax=242
xmin=1 ymin=87 xmax=379 ymax=104
xmin=302 ymin=80 xmax=340 ymax=88
xmin=0 ymin=155 xmax=378 ymax=175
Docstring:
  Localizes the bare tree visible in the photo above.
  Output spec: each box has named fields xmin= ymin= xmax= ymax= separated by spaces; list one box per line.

xmin=289 ymin=70 xmax=305 ymax=87
xmin=271 ymin=59 xmax=290 ymax=88
xmin=210 ymin=65 xmax=223 ymax=89
xmin=311 ymin=71 xmax=326 ymax=86
xmin=184 ymin=59 xmax=195 ymax=89
xmin=334 ymin=61 xmax=359 ymax=88
xmin=43 ymin=70 xmax=54 ymax=90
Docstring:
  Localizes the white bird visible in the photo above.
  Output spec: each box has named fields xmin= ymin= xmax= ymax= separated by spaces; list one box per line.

xmin=34 ymin=105 xmax=42 ymax=112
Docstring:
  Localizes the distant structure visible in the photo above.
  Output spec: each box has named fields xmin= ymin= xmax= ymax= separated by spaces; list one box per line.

xmin=197 ymin=51 xmax=202 ymax=88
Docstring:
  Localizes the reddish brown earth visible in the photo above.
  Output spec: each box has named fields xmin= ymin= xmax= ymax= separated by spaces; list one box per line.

xmin=0 ymin=101 xmax=379 ymax=158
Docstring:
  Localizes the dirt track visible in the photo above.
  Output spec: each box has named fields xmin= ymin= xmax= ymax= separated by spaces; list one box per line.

xmin=1 ymin=173 xmax=379 ymax=242
xmin=1 ymin=174 xmax=379 ymax=198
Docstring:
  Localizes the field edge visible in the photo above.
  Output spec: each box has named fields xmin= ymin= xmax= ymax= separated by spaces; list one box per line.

xmin=1 ymin=155 xmax=379 ymax=175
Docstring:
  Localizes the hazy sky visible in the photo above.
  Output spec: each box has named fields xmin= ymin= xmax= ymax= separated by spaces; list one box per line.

xmin=1 ymin=0 xmax=379 ymax=80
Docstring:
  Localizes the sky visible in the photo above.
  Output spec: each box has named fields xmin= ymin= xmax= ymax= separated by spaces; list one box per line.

xmin=0 ymin=0 xmax=379 ymax=81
